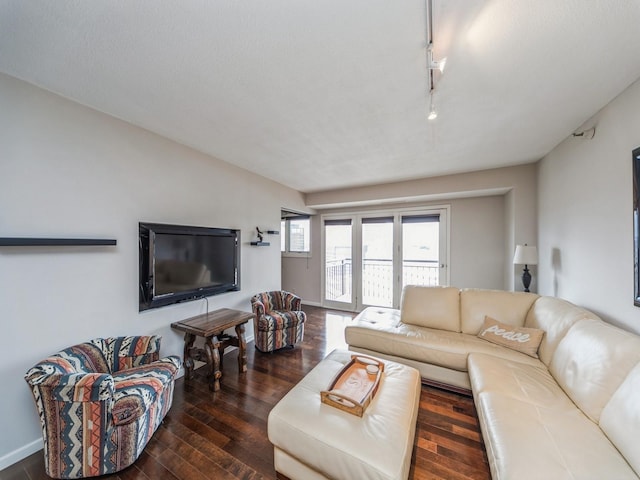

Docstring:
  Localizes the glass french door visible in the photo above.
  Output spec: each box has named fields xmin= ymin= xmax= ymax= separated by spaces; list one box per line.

xmin=401 ymin=214 xmax=442 ymax=290
xmin=323 ymin=207 xmax=448 ymax=311
xmin=361 ymin=217 xmax=394 ymax=307
xmin=323 ymin=219 xmax=354 ymax=310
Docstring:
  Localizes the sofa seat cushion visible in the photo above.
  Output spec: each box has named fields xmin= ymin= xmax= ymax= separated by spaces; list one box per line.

xmin=257 ymin=311 xmax=305 ymax=331
xmin=474 ymin=392 xmax=638 ymax=480
xmin=112 ymin=358 xmax=180 ymax=389
xmin=470 ymin=352 xmax=639 ymax=480
xmin=468 ymin=353 xmax=573 ymax=409
xmin=111 ymin=358 xmax=180 ymax=425
xmin=346 ymin=307 xmax=541 ymax=373
xmin=600 ymin=362 xmax=640 ymax=477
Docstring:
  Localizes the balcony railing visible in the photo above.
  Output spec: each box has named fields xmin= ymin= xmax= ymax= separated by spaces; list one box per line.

xmin=326 ymin=259 xmax=353 ymax=301
xmin=325 ymin=258 xmax=439 ymax=306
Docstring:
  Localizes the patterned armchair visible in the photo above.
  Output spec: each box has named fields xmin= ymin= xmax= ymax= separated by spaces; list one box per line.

xmin=24 ymin=336 xmax=181 ymax=479
xmin=251 ymin=291 xmax=306 ymax=352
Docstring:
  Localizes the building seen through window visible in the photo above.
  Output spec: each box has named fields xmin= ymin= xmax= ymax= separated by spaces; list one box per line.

xmin=281 ymin=211 xmax=311 ymax=254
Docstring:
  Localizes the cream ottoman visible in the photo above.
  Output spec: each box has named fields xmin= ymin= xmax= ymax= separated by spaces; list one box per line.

xmin=267 ymin=349 xmax=421 ymax=480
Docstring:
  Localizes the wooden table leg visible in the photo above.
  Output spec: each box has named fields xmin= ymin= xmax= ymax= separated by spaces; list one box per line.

xmin=205 ymin=335 xmax=222 ymax=392
xmin=183 ymin=333 xmax=196 ymax=380
xmin=235 ymin=322 xmax=248 ymax=373
xmin=218 ymin=344 xmax=225 ymax=372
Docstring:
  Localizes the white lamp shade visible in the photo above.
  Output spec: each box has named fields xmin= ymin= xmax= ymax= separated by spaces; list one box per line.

xmin=513 ymin=245 xmax=538 ymax=265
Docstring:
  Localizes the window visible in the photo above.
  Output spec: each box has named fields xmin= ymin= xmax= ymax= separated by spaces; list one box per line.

xmin=281 ymin=211 xmax=311 ymax=255
xmin=322 ymin=206 xmax=449 ymax=310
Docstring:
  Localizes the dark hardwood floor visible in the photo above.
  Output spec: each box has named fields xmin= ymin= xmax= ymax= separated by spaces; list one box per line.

xmin=2 ymin=306 xmax=490 ymax=480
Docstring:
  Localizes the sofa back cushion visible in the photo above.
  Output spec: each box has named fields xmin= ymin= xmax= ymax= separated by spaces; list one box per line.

xmin=525 ymin=296 xmax=600 ymax=366
xmin=55 ymin=342 xmax=111 ymax=374
xmin=550 ymin=319 xmax=640 ymax=423
xmin=105 ymin=336 xmax=161 ymax=372
xmin=600 ymin=362 xmax=640 ymax=477
xmin=401 ymin=286 xmax=460 ymax=332
xmin=252 ymin=291 xmax=300 ymax=313
xmin=460 ymin=289 xmax=539 ymax=335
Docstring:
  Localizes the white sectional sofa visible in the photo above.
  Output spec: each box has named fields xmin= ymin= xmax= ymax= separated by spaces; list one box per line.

xmin=345 ymin=286 xmax=640 ymax=480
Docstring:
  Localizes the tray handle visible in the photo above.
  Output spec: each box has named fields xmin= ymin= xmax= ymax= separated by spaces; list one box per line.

xmin=321 ymin=390 xmax=358 ymax=408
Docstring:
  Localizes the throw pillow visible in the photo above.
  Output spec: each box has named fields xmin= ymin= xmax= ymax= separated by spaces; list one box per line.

xmin=477 ymin=316 xmax=544 ymax=358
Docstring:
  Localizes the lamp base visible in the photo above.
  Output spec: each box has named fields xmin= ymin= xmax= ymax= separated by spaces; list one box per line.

xmin=521 ymin=265 xmax=531 ymax=293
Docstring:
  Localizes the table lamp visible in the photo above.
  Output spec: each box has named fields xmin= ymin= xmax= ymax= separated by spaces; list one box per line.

xmin=513 ymin=244 xmax=538 ymax=292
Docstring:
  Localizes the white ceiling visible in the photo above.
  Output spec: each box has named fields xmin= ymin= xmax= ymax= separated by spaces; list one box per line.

xmin=2 ymin=1 xmax=640 ymax=193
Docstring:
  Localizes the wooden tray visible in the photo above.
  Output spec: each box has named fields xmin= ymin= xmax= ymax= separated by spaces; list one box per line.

xmin=320 ymin=355 xmax=384 ymax=417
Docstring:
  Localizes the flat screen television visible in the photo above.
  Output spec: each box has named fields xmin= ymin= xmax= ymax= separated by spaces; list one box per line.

xmin=139 ymin=222 xmax=240 ymax=311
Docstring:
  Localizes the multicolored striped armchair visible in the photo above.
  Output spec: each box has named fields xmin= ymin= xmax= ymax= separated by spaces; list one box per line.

xmin=24 ymin=336 xmax=181 ymax=479
xmin=251 ymin=291 xmax=306 ymax=352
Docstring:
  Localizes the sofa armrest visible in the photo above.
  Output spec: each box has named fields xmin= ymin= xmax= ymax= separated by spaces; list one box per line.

xmin=251 ymin=297 xmax=266 ymax=318
xmin=26 ymin=369 xmax=114 ymax=402
xmin=111 ymin=356 xmax=180 ymax=425
xmin=112 ymin=395 xmax=145 ymax=425
xmin=160 ymin=355 xmax=183 ymax=371
xmin=282 ymin=292 xmax=302 ymax=310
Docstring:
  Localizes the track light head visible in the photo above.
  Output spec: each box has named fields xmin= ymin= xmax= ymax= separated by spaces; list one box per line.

xmin=428 ymin=95 xmax=438 ymax=120
xmin=427 ymin=46 xmax=447 ymax=74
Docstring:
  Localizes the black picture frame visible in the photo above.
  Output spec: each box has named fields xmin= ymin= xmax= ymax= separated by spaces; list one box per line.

xmin=633 ymin=146 xmax=640 ymax=306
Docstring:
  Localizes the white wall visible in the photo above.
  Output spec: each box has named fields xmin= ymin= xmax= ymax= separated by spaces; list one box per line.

xmin=450 ymin=196 xmax=505 ymax=289
xmin=306 ymin=165 xmax=537 ymax=294
xmin=281 ymin=214 xmax=322 ymax=304
xmin=0 ymin=73 xmax=306 ymax=468
xmin=283 ymin=194 xmax=508 ymax=306
xmin=538 ymin=77 xmax=640 ymax=334
xmin=288 ymin=164 xmax=537 ymax=303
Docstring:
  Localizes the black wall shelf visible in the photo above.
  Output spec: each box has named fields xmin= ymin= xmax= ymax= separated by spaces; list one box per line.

xmin=252 ymin=226 xmax=278 ymax=246
xmin=0 ymin=238 xmax=117 ymax=246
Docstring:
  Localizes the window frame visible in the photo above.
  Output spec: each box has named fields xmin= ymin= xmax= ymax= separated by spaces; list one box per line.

xmin=281 ymin=215 xmax=312 ymax=257
xmin=633 ymin=146 xmax=640 ymax=306
xmin=320 ymin=205 xmax=450 ymax=311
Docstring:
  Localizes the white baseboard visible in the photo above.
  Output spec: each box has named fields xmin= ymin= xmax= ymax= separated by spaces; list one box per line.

xmin=301 ymin=300 xmax=322 ymax=307
xmin=0 ymin=438 xmax=42 ymax=471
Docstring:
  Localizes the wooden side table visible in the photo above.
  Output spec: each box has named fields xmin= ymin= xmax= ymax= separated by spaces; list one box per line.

xmin=171 ymin=308 xmax=254 ymax=392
